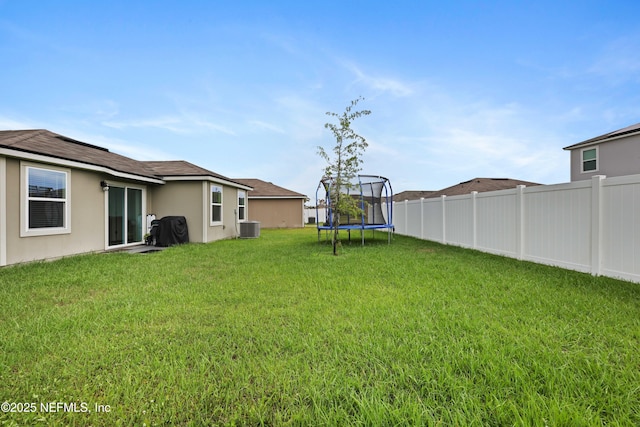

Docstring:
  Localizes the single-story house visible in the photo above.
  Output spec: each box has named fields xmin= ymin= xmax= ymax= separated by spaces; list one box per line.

xmin=0 ymin=129 xmax=252 ymax=266
xmin=563 ymin=122 xmax=640 ymax=181
xmin=392 ymin=190 xmax=436 ymax=203
xmin=234 ymin=178 xmax=307 ymax=228
xmin=394 ymin=177 xmax=541 ymax=202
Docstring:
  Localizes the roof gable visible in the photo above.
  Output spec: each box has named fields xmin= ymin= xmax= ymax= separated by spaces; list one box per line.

xmin=564 ymin=122 xmax=640 ymax=150
xmin=234 ymin=178 xmax=306 ymax=198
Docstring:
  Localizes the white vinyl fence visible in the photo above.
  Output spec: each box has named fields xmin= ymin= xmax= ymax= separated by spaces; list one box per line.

xmin=392 ymin=174 xmax=640 ymax=284
xmin=304 ymin=207 xmax=327 ymax=225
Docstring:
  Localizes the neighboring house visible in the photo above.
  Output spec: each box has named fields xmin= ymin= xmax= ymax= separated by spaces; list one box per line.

xmin=234 ymin=178 xmax=307 ymax=228
xmin=563 ymin=122 xmax=640 ymax=181
xmin=394 ymin=178 xmax=541 ymax=202
xmin=393 ymin=190 xmax=436 ymax=203
xmin=0 ymin=129 xmax=252 ymax=266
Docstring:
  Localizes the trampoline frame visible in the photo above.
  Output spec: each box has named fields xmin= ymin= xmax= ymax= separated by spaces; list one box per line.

xmin=316 ymin=174 xmax=394 ymax=245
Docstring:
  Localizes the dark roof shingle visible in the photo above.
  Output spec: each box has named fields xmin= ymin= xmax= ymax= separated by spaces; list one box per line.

xmin=234 ymin=178 xmax=306 ymax=198
xmin=0 ymin=129 xmax=160 ymax=180
xmin=0 ymin=130 xmax=247 ymax=188
xmin=395 ymin=178 xmax=541 ymax=201
xmin=142 ymin=160 xmax=248 ymax=188
xmin=393 ymin=190 xmax=436 ymax=202
xmin=563 ymin=122 xmax=640 ymax=150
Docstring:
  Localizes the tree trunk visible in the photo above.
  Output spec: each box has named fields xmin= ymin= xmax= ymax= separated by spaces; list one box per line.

xmin=332 ymin=212 xmax=340 ymax=255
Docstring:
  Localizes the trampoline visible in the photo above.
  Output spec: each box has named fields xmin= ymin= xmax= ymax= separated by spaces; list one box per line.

xmin=316 ymin=174 xmax=394 ymax=245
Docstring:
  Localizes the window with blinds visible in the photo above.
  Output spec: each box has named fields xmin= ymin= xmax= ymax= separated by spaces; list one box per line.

xmin=26 ymin=166 xmax=68 ymax=230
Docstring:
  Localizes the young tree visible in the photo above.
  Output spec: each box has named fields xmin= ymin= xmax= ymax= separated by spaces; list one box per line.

xmin=317 ymin=97 xmax=371 ymax=255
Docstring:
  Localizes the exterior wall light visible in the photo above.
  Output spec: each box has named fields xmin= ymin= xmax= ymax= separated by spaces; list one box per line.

xmin=100 ymin=180 xmax=110 ymax=191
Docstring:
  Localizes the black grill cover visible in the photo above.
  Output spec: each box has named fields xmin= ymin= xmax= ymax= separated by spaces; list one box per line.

xmin=155 ymin=216 xmax=189 ymax=247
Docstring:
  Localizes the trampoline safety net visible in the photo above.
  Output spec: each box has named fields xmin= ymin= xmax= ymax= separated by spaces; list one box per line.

xmin=316 ymin=174 xmax=394 ymax=244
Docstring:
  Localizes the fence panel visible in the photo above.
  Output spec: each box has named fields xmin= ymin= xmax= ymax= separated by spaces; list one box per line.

xmin=423 ymin=198 xmax=444 ymax=242
xmin=304 ymin=207 xmax=326 ymax=225
xmin=476 ymin=189 xmax=518 ymax=257
xmin=394 ymin=201 xmax=407 ymax=235
xmin=404 ymin=199 xmax=422 ymax=238
xmin=601 ymin=175 xmax=640 ymax=283
xmin=522 ymin=182 xmax=592 ymax=272
xmin=444 ymin=195 xmax=474 ymax=247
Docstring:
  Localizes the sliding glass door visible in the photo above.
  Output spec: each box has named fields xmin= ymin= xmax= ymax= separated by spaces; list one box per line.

xmin=108 ymin=186 xmax=143 ymax=247
xmin=127 ymin=188 xmax=142 ymax=243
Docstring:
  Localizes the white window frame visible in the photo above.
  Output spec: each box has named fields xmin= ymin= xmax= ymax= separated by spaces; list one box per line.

xmin=237 ymin=190 xmax=247 ymax=222
xmin=21 ymin=162 xmax=71 ymax=237
xmin=581 ymin=146 xmax=599 ymax=173
xmin=210 ymin=184 xmax=223 ymax=225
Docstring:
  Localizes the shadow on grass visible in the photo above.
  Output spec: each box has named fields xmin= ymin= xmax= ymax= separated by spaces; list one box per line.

xmin=313 ymin=228 xmax=395 ymax=246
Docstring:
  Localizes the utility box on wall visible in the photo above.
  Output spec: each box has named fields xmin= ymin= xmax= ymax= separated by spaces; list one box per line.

xmin=239 ymin=221 xmax=260 ymax=238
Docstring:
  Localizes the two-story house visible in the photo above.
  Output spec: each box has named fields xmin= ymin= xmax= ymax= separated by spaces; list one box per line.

xmin=564 ymin=122 xmax=640 ymax=181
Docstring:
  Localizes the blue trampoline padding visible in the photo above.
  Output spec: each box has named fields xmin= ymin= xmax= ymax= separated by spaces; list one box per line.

xmin=317 ymin=224 xmax=393 ymax=230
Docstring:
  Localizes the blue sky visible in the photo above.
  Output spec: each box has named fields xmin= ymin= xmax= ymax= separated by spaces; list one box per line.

xmin=2 ymin=1 xmax=640 ymax=201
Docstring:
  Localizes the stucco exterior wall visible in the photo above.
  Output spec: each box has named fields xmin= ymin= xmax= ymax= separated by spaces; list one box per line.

xmin=4 ymin=158 xmax=107 ymax=265
xmin=571 ymin=134 xmax=640 ymax=181
xmin=248 ymin=198 xmax=304 ymax=228
xmin=210 ymin=186 xmax=242 ymax=241
xmin=148 ymin=181 xmax=242 ymax=243
xmin=148 ymin=181 xmax=204 ymax=242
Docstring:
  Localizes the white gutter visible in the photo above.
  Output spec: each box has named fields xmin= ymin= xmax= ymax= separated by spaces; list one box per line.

xmin=248 ymin=196 xmax=307 ymax=199
xmin=162 ymin=175 xmax=253 ymax=191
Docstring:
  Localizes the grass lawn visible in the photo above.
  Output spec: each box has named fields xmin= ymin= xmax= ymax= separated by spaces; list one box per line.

xmin=1 ymin=227 xmax=639 ymax=426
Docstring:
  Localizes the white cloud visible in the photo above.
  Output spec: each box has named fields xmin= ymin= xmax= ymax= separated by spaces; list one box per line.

xmin=260 ymin=32 xmax=300 ymax=56
xmin=589 ymin=35 xmax=640 ymax=84
xmin=103 ymin=116 xmax=186 ymax=133
xmin=0 ymin=115 xmax=38 ymax=129
xmin=103 ymin=114 xmax=236 ymax=136
xmin=247 ymin=120 xmax=286 ymax=134
xmin=368 ymin=90 xmax=572 ymax=188
xmin=273 ymin=95 xmax=326 ymax=142
xmin=344 ymin=62 xmax=415 ymax=97
xmin=91 ymin=100 xmax=120 ymax=120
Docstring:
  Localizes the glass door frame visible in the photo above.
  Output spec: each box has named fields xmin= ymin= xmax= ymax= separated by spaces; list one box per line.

xmin=105 ymin=182 xmax=146 ymax=249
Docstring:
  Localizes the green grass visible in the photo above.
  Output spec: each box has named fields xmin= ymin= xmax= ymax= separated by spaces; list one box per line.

xmin=1 ymin=228 xmax=639 ymax=426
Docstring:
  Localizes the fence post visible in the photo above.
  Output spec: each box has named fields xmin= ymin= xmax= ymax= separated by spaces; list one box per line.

xmin=404 ymin=200 xmax=409 ymax=235
xmin=441 ymin=195 xmax=447 ymax=244
xmin=471 ymin=191 xmax=478 ymax=249
xmin=390 ymin=201 xmax=395 ymax=234
xmin=420 ymin=198 xmax=425 ymax=239
xmin=591 ymin=175 xmax=605 ymax=276
xmin=516 ymin=185 xmax=525 ymax=260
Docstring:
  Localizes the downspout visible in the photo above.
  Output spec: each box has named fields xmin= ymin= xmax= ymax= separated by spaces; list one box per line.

xmin=0 ymin=157 xmax=6 ymax=266
xmin=202 ymin=181 xmax=208 ymax=243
